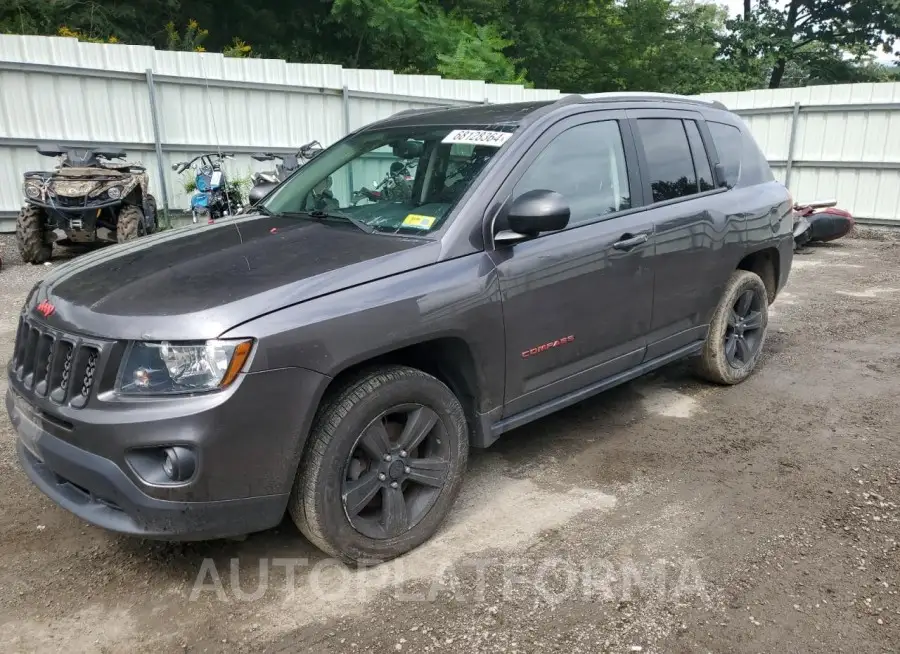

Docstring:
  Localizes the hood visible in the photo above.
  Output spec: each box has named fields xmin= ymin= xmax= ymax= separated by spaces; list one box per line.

xmin=32 ymin=214 xmax=438 ymax=340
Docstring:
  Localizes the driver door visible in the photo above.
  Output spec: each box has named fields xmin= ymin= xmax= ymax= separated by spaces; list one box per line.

xmin=486 ymin=111 xmax=655 ymax=417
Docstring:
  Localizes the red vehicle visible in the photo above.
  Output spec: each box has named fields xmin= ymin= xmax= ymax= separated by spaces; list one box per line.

xmin=793 ymin=199 xmax=854 ymax=248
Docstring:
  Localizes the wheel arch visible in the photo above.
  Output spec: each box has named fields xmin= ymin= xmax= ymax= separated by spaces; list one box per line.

xmin=316 ymin=336 xmax=484 ymax=446
xmin=737 ymin=246 xmax=779 ymax=304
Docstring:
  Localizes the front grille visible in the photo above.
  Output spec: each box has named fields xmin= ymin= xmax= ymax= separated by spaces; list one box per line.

xmin=50 ymin=196 xmax=85 ymax=208
xmin=12 ymin=315 xmax=105 ymax=408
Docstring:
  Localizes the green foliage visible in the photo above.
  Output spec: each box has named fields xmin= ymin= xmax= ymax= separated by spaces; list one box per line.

xmin=164 ymin=19 xmax=209 ymax=52
xmin=436 ymin=24 xmax=527 ymax=84
xmin=2 ymin=0 xmax=899 ymax=92
xmin=57 ymin=26 xmax=119 ymax=44
xmin=223 ymin=37 xmax=253 ymax=58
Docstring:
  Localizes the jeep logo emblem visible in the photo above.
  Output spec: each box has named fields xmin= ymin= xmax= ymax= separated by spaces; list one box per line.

xmin=36 ymin=300 xmax=55 ymax=318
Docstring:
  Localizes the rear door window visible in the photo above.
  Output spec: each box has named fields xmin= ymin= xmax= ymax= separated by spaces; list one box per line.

xmin=635 ymin=118 xmax=698 ymax=203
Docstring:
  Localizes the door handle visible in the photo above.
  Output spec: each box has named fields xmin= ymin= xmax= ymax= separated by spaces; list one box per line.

xmin=612 ymin=232 xmax=650 ymax=250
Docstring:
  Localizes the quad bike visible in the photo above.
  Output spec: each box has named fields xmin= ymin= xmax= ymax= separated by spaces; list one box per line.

xmin=173 ymin=153 xmax=241 ymax=223
xmin=17 ymin=146 xmax=157 ymax=264
xmin=246 ymin=140 xmax=323 ymax=208
xmin=793 ymin=199 xmax=855 ymax=250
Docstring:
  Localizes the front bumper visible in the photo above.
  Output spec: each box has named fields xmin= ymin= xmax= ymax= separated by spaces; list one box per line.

xmin=6 ymin=365 xmax=329 ymax=540
xmin=14 ymin=434 xmax=285 ymax=540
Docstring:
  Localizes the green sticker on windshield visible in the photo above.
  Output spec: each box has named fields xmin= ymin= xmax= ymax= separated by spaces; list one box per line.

xmin=402 ymin=214 xmax=435 ymax=230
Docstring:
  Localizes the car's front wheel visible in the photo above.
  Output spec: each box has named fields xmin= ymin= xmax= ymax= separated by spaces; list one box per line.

xmin=695 ymin=269 xmax=769 ymax=385
xmin=290 ymin=366 xmax=468 ymax=564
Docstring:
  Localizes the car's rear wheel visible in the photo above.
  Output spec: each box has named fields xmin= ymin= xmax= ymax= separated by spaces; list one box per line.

xmin=695 ymin=269 xmax=769 ymax=385
xmin=16 ymin=205 xmax=52 ymax=264
xmin=290 ymin=366 xmax=468 ymax=564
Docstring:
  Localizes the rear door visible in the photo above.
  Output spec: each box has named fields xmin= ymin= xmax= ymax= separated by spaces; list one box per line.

xmin=627 ymin=109 xmax=741 ymax=359
xmin=486 ymin=110 xmax=655 ymax=416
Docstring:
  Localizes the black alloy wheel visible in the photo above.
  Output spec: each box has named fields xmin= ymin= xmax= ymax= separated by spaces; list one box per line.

xmin=342 ymin=404 xmax=450 ymax=540
xmin=724 ymin=288 xmax=764 ymax=367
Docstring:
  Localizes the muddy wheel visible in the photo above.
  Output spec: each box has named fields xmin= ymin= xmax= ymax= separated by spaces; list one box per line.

xmin=116 ymin=205 xmax=143 ymax=243
xmin=16 ymin=205 xmax=52 ymax=264
xmin=145 ymin=194 xmax=158 ymax=234
xmin=695 ymin=270 xmax=769 ymax=385
xmin=290 ymin=366 xmax=468 ymax=564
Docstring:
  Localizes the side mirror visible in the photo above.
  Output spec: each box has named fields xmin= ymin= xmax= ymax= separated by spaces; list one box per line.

xmin=496 ymin=189 xmax=570 ymax=244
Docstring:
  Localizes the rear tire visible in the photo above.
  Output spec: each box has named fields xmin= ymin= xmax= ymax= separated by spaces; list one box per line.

xmin=16 ymin=205 xmax=52 ymax=264
xmin=290 ymin=366 xmax=468 ymax=564
xmin=695 ymin=270 xmax=769 ymax=385
xmin=116 ymin=205 xmax=143 ymax=243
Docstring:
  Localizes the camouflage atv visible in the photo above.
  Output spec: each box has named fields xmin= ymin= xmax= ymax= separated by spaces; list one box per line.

xmin=17 ymin=146 xmax=158 ymax=264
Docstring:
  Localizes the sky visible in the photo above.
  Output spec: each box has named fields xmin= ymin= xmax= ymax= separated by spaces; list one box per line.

xmin=718 ymin=0 xmax=897 ymax=62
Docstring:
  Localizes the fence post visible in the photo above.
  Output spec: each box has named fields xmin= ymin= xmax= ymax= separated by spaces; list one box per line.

xmin=145 ymin=68 xmax=171 ymax=229
xmin=342 ymin=85 xmax=354 ymax=193
xmin=784 ymin=101 xmax=801 ymax=190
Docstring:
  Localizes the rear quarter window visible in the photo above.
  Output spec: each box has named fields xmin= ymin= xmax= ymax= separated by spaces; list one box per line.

xmin=708 ymin=121 xmax=774 ymax=187
xmin=708 ymin=122 xmax=742 ymax=187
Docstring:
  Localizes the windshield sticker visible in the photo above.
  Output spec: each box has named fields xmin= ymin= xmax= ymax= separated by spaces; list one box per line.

xmin=402 ymin=214 xmax=436 ymax=230
xmin=441 ymin=130 xmax=512 ymax=147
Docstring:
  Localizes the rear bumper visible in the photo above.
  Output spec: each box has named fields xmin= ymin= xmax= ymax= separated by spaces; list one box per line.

xmin=776 ymin=232 xmax=794 ymax=295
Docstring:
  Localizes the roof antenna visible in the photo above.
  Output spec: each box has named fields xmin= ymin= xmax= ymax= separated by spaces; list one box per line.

xmin=197 ymin=53 xmax=248 ymax=268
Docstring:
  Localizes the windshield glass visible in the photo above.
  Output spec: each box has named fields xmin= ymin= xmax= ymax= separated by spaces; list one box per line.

xmin=261 ymin=124 xmax=517 ymax=234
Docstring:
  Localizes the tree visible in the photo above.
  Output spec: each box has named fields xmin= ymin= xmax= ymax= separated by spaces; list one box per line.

xmin=727 ymin=0 xmax=900 ymax=89
xmin=330 ymin=0 xmax=527 ymax=82
xmin=437 ymin=24 xmax=527 ymax=84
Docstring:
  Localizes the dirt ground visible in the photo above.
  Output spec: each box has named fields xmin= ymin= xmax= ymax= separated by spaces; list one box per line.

xmin=1 ymin=232 xmax=899 ymax=653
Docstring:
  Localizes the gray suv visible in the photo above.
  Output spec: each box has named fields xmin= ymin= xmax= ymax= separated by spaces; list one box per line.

xmin=7 ymin=93 xmax=793 ymax=563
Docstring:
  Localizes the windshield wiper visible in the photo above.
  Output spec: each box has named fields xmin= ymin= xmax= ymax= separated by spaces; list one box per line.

xmin=255 ymin=205 xmax=276 ymax=217
xmin=290 ymin=209 xmax=376 ymax=234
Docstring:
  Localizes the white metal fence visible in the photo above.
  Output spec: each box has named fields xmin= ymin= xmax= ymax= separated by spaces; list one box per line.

xmin=0 ymin=34 xmax=561 ymax=230
xmin=700 ymin=84 xmax=900 ymax=226
xmin=2 ymin=34 xmax=900 ymax=230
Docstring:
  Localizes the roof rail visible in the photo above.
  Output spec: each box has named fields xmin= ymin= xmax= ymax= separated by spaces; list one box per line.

xmin=387 ymin=106 xmax=451 ymax=120
xmin=578 ymin=92 xmax=728 ymax=111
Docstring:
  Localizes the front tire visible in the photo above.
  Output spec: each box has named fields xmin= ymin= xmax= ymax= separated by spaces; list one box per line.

xmin=16 ymin=205 xmax=52 ymax=264
xmin=116 ymin=204 xmax=143 ymax=242
xmin=290 ymin=366 xmax=469 ymax=564
xmin=695 ymin=270 xmax=769 ymax=385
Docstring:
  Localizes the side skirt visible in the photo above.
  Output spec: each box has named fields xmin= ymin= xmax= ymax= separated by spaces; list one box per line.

xmin=474 ymin=340 xmax=704 ymax=448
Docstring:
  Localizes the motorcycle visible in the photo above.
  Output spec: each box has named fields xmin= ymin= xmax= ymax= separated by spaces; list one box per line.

xmin=246 ymin=140 xmax=323 ymax=208
xmin=351 ymin=160 xmax=415 ymax=205
xmin=793 ymin=199 xmax=854 ymax=250
xmin=172 ymin=153 xmax=240 ymax=223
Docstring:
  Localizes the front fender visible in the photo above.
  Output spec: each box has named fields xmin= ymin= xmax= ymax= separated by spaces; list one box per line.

xmin=219 ymin=253 xmax=506 ymax=416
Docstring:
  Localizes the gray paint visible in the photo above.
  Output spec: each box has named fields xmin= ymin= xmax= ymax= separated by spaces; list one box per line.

xmin=7 ymin=95 xmax=793 ymax=540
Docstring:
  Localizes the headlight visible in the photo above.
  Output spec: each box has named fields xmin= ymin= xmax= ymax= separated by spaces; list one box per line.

xmin=107 ymin=186 xmax=122 ymax=200
xmin=117 ymin=339 xmax=253 ymax=395
xmin=24 ymin=183 xmax=40 ymax=199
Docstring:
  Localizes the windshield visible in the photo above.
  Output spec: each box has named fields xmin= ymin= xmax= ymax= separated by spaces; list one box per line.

xmin=261 ymin=124 xmax=517 ymax=234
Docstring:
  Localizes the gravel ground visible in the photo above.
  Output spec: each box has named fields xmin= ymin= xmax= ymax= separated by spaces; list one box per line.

xmin=0 ymin=233 xmax=899 ymax=653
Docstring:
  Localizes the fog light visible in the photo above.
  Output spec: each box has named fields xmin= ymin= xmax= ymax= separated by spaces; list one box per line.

xmin=162 ymin=446 xmax=196 ymax=482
